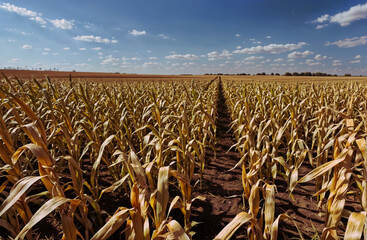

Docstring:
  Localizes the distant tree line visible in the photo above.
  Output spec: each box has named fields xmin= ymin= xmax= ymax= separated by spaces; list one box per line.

xmin=283 ymin=72 xmax=338 ymax=76
xmin=204 ymin=72 xmax=356 ymax=77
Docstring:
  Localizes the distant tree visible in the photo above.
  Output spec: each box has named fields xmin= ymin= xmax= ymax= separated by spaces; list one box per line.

xmin=275 ymin=73 xmax=280 ymax=76
xmin=293 ymin=72 xmax=299 ymax=76
xmin=344 ymin=73 xmax=352 ymax=76
xmin=284 ymin=72 xmax=292 ymax=76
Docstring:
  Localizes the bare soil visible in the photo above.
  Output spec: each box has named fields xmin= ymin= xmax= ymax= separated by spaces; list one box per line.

xmin=191 ymin=79 xmax=244 ymax=239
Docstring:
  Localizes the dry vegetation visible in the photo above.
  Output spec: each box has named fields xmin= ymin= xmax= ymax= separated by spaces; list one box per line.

xmin=1 ymin=71 xmax=367 ymax=239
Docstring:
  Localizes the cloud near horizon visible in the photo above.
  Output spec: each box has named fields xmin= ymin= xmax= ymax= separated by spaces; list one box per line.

xmin=325 ymin=36 xmax=367 ymax=48
xmin=233 ymin=42 xmax=307 ymax=54
xmin=73 ymin=35 xmax=118 ymax=44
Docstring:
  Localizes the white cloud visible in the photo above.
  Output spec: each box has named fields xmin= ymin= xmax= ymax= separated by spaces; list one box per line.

xmin=308 ymin=62 xmax=321 ymax=66
xmin=316 ymin=24 xmax=328 ymax=29
xmin=233 ymin=42 xmax=306 ymax=54
xmin=101 ymin=55 xmax=119 ymax=65
xmin=142 ymin=62 xmax=162 ymax=67
xmin=79 ymin=48 xmax=86 ymax=51
xmin=333 ymin=60 xmax=342 ymax=66
xmin=287 ymin=50 xmax=313 ymax=58
xmin=274 ymin=58 xmax=283 ymax=62
xmin=30 ymin=16 xmax=47 ymax=25
xmin=350 ymin=60 xmax=361 ymax=64
xmin=314 ymin=54 xmax=327 ymax=60
xmin=244 ymin=56 xmax=264 ymax=61
xmin=63 ymin=47 xmax=70 ymax=50
xmin=22 ymin=44 xmax=32 ymax=49
xmin=44 ymin=48 xmax=51 ymax=51
xmin=92 ymin=47 xmax=101 ymax=50
xmin=149 ymin=57 xmax=158 ymax=60
xmin=354 ymin=55 xmax=362 ymax=59
xmin=0 ymin=3 xmax=36 ymax=17
xmin=50 ymin=19 xmax=74 ymax=29
xmin=73 ymin=35 xmax=118 ymax=44
xmin=131 ymin=57 xmax=141 ymax=61
xmin=165 ymin=54 xmax=199 ymax=60
xmin=129 ymin=29 xmax=146 ymax=36
xmin=325 ymin=36 xmax=367 ymax=48
xmin=236 ymin=46 xmax=242 ymax=49
xmin=314 ymin=14 xmax=330 ymax=23
xmin=235 ymin=34 xmax=240 ymax=37
xmin=52 ymin=53 xmax=59 ymax=56
xmin=266 ymin=35 xmax=271 ymax=39
xmin=313 ymin=3 xmax=367 ymax=27
xmin=330 ymin=3 xmax=367 ymax=26
xmin=8 ymin=39 xmax=15 ymax=42
xmin=158 ymin=34 xmax=169 ymax=39
xmin=207 ymin=50 xmax=233 ymax=61
xmin=75 ymin=63 xmax=89 ymax=67
xmin=0 ymin=3 xmax=46 ymax=26
xmin=9 ymin=58 xmax=21 ymax=62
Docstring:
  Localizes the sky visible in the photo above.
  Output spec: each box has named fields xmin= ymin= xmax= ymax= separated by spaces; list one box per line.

xmin=0 ymin=0 xmax=366 ymax=75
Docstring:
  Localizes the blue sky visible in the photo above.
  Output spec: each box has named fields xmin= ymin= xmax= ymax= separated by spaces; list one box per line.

xmin=0 ymin=0 xmax=366 ymax=75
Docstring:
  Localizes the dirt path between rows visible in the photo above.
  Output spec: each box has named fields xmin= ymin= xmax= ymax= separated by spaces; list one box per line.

xmin=191 ymin=79 xmax=244 ymax=239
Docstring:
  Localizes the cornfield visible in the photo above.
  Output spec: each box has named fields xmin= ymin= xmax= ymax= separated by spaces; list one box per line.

xmin=1 ymin=74 xmax=367 ymax=239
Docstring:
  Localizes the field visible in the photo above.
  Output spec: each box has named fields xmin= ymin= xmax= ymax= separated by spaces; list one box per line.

xmin=1 ymin=70 xmax=367 ymax=240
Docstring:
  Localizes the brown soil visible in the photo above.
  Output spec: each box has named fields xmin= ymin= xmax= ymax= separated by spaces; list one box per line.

xmin=191 ymin=79 xmax=244 ymax=239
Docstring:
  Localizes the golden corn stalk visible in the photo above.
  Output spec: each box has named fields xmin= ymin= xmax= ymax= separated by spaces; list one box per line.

xmin=1 ymin=74 xmax=367 ymax=239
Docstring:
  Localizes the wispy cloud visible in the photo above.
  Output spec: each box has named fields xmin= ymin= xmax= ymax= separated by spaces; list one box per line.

xmin=73 ymin=35 xmax=118 ymax=44
xmin=244 ymin=56 xmax=264 ymax=61
xmin=158 ymin=34 xmax=169 ymax=39
xmin=332 ymin=60 xmax=342 ymax=66
xmin=233 ymin=42 xmax=306 ymax=54
xmin=165 ymin=54 xmax=199 ymax=60
xmin=129 ymin=29 xmax=146 ymax=36
xmin=22 ymin=44 xmax=32 ymax=49
xmin=287 ymin=50 xmax=313 ymax=58
xmin=235 ymin=34 xmax=240 ymax=37
xmin=101 ymin=55 xmax=119 ymax=65
xmin=207 ymin=50 xmax=233 ymax=61
xmin=325 ymin=36 xmax=367 ymax=48
xmin=350 ymin=60 xmax=360 ymax=64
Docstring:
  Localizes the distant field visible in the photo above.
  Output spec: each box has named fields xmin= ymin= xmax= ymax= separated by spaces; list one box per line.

xmin=1 ymin=69 xmax=366 ymax=82
xmin=0 ymin=69 xmax=208 ymax=82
